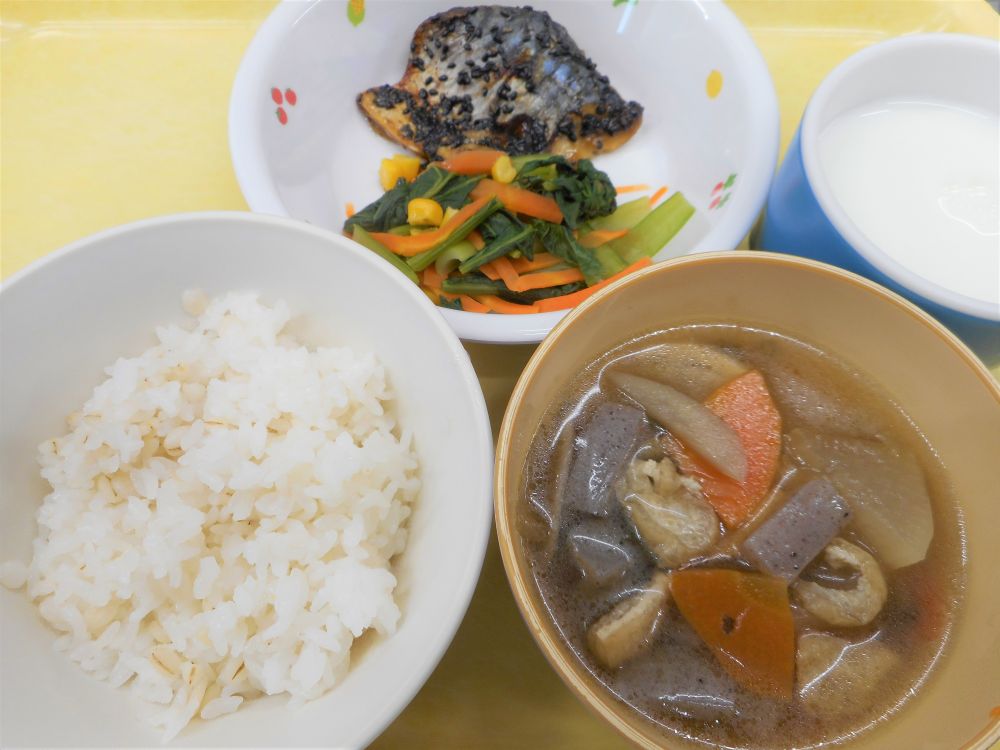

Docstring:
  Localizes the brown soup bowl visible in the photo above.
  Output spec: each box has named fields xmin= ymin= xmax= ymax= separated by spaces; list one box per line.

xmin=495 ymin=252 xmax=1000 ymax=749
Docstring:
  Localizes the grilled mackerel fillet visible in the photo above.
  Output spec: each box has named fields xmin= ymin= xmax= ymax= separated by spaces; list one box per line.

xmin=357 ymin=5 xmax=643 ymax=160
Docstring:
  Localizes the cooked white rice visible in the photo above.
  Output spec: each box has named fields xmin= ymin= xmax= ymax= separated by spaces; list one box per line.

xmin=1 ymin=291 xmax=419 ymax=740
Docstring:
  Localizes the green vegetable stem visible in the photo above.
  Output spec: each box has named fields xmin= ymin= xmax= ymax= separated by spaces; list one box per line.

xmin=351 ymin=226 xmax=420 ymax=284
xmin=407 ymin=197 xmax=502 ymax=272
xmin=458 ymin=211 xmax=534 ymax=273
xmin=605 ymin=192 xmax=695 ymax=264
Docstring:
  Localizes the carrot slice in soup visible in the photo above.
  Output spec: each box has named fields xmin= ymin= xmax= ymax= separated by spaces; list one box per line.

xmin=671 ymin=569 xmax=795 ymax=699
xmin=676 ymin=370 xmax=781 ymax=527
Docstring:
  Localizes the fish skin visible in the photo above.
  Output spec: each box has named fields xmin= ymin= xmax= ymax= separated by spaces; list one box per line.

xmin=357 ymin=5 xmax=643 ymax=160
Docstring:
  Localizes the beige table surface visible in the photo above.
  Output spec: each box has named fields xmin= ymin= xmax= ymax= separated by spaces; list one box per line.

xmin=2 ymin=1 xmax=998 ymax=747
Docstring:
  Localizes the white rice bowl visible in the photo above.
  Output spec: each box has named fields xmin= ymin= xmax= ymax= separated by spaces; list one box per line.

xmin=2 ymin=291 xmax=419 ymax=740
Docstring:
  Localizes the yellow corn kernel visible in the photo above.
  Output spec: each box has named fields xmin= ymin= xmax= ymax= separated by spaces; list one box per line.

xmin=408 ymin=198 xmax=444 ymax=227
xmin=380 ymin=154 xmax=422 ymax=191
xmin=379 ymin=158 xmax=402 ymax=191
xmin=392 ymin=154 xmax=422 ymax=182
xmin=442 ymin=206 xmax=459 ymax=225
xmin=491 ymin=154 xmax=517 ymax=184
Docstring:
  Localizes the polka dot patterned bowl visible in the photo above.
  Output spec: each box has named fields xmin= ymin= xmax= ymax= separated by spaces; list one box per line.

xmin=229 ymin=0 xmax=779 ymax=343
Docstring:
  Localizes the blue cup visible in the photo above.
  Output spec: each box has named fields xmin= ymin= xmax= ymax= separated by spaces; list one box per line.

xmin=757 ymin=34 xmax=999 ymax=365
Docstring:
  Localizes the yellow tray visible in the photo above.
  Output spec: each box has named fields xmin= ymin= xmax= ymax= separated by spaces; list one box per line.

xmin=2 ymin=2 xmax=998 ymax=747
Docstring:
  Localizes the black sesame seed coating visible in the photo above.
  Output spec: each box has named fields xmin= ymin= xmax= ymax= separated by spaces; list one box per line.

xmin=358 ymin=5 xmax=643 ymax=159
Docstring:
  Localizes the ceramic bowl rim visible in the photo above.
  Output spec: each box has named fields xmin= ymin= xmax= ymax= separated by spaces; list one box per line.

xmin=493 ymin=249 xmax=1000 ymax=750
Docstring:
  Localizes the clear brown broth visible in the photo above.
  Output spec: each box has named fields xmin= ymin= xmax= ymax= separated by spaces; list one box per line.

xmin=519 ymin=324 xmax=965 ymax=749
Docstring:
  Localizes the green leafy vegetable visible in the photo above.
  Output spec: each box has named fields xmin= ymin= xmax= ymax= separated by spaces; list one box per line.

xmin=344 ymin=153 xmax=699 ymax=314
xmin=559 ymin=159 xmax=618 ymax=227
xmin=345 ymin=166 xmax=481 ymax=233
xmin=480 ymin=211 xmax=532 ymax=252
xmin=458 ymin=211 xmax=534 ymax=273
xmin=533 ymin=221 xmax=607 ymax=285
xmin=345 ymin=179 xmax=411 ymax=235
xmin=416 ymin=167 xmax=482 ymax=208
xmin=515 ymin=156 xmax=617 ymax=228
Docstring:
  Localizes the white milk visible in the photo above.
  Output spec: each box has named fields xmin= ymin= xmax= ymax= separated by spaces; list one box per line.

xmin=819 ymin=101 xmax=999 ymax=306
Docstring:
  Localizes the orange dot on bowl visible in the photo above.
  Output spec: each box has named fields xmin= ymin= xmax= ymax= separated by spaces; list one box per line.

xmin=706 ymin=69 xmax=723 ymax=99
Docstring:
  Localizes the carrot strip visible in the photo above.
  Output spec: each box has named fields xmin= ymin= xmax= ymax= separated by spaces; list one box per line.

xmin=345 ymin=202 xmax=356 ymax=218
xmin=459 ymin=295 xmax=491 ymax=313
xmin=468 ymin=230 xmax=485 ymax=250
xmin=421 ymin=266 xmax=444 ymax=290
xmin=438 ymin=149 xmax=505 ymax=175
xmin=369 ymin=196 xmax=492 ymax=256
xmin=471 ymin=179 xmax=563 ymax=223
xmin=511 ymin=267 xmax=584 ymax=291
xmin=534 ymin=257 xmax=652 ymax=312
xmin=423 ymin=286 xmax=449 ymax=305
xmin=487 ymin=256 xmax=583 ymax=292
xmin=616 ymin=183 xmax=651 ymax=195
xmin=475 ymin=295 xmax=539 ymax=314
xmin=649 ymin=186 xmax=669 ymax=206
xmin=511 ymin=252 xmax=561 ymax=273
xmin=425 ymin=286 xmax=488 ymax=314
xmin=480 ymin=262 xmax=501 ymax=282
xmin=491 ymin=256 xmax=522 ymax=291
xmin=675 ymin=371 xmax=782 ymax=527
xmin=578 ymin=229 xmax=628 ymax=248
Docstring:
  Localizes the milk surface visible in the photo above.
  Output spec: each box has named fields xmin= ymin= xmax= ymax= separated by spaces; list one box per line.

xmin=819 ymin=101 xmax=999 ymax=306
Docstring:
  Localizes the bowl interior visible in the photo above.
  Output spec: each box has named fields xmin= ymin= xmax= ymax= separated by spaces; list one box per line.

xmin=230 ymin=0 xmax=778 ymax=341
xmin=496 ymin=253 xmax=1000 ymax=749
xmin=0 ymin=214 xmax=492 ymax=747
xmin=801 ymin=34 xmax=1000 ymax=322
